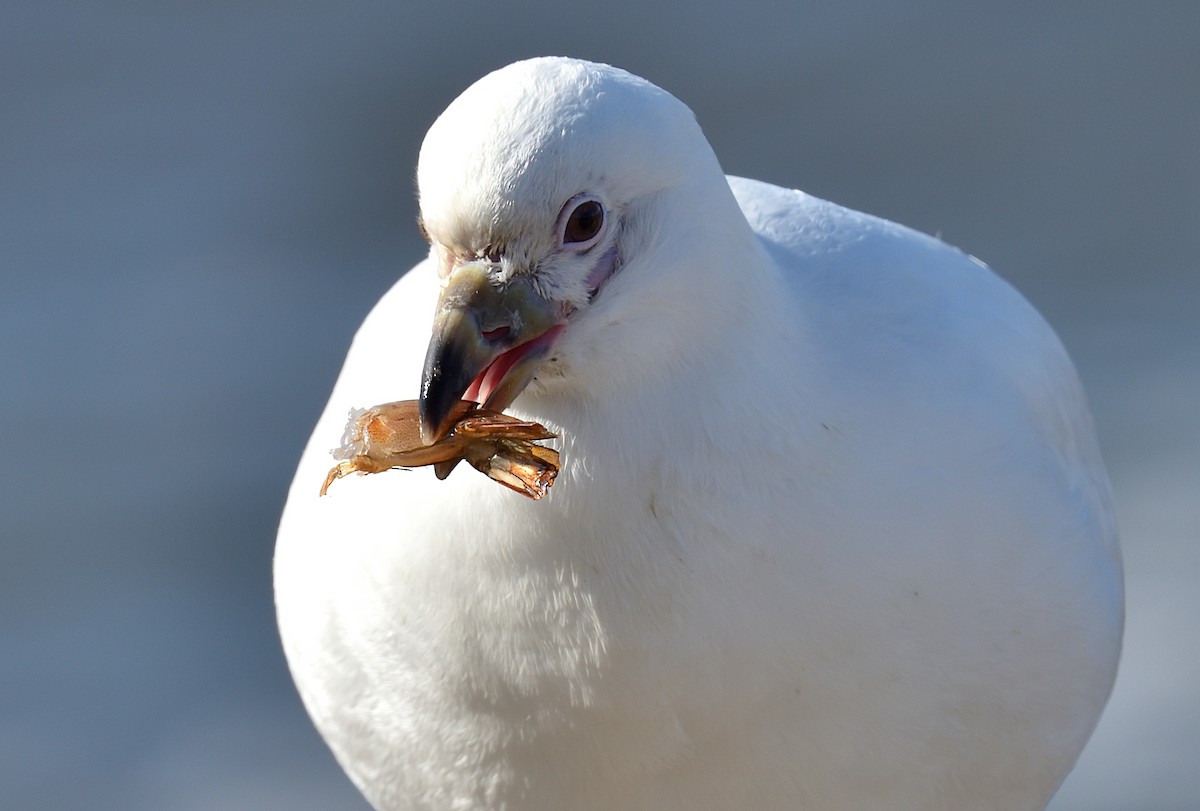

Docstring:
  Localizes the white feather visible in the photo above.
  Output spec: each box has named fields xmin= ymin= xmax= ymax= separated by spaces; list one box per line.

xmin=276 ymin=57 xmax=1121 ymax=811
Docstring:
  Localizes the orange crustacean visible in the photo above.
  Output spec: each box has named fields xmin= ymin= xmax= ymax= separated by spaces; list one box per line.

xmin=320 ymin=400 xmax=560 ymax=500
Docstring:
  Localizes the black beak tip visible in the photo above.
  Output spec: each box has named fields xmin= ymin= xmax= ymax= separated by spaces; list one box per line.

xmin=419 ymin=342 xmax=473 ymax=445
xmin=418 ymin=380 xmax=454 ymax=445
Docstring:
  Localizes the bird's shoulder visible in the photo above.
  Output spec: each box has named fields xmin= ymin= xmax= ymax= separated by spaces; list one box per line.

xmin=728 ymin=174 xmax=1068 ymax=400
xmin=729 ymin=174 xmax=989 ymax=298
xmin=727 ymin=176 xmax=1110 ymax=524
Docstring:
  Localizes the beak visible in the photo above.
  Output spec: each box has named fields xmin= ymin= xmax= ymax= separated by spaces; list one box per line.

xmin=419 ymin=260 xmax=563 ymax=444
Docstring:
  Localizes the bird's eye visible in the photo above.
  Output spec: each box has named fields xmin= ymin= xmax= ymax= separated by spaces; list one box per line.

xmin=562 ymin=199 xmax=605 ymax=246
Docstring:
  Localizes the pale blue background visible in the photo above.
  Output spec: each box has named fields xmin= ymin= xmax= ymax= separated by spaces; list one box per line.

xmin=3 ymin=2 xmax=1197 ymax=808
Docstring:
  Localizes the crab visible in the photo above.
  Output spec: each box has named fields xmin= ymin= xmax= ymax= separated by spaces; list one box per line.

xmin=319 ymin=399 xmax=560 ymax=500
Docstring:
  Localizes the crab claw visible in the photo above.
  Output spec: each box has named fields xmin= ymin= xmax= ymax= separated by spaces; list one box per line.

xmin=466 ymin=441 xmax=560 ymax=500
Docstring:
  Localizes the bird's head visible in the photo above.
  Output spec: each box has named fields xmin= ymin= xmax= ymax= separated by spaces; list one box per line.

xmin=415 ymin=57 xmax=748 ymax=444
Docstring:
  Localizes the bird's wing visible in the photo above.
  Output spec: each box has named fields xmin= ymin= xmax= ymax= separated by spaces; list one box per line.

xmin=729 ymin=173 xmax=1120 ymax=567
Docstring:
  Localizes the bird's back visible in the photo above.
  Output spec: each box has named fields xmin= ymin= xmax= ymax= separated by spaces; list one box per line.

xmin=727 ymin=176 xmax=1123 ymax=807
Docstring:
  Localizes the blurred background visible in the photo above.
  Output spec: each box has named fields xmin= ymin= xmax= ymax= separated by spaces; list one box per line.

xmin=3 ymin=2 xmax=1196 ymax=809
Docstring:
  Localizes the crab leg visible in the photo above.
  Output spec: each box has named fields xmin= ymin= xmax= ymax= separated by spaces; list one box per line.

xmin=319 ymin=399 xmax=561 ymax=499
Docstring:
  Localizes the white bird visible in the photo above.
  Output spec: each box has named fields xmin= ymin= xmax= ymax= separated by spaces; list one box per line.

xmin=275 ymin=57 xmax=1122 ymax=810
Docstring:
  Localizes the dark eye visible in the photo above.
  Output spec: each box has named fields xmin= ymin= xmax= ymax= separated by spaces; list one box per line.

xmin=562 ymin=200 xmax=604 ymax=245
